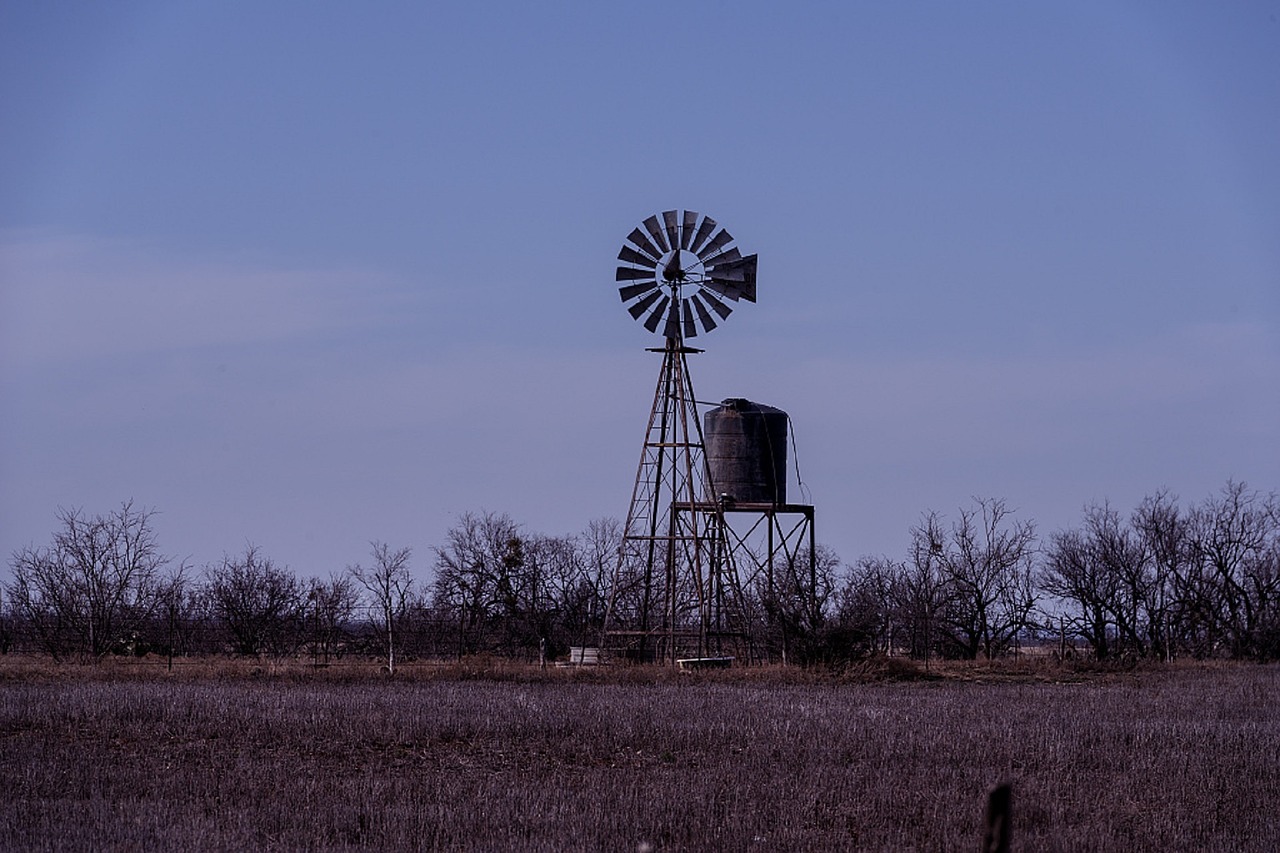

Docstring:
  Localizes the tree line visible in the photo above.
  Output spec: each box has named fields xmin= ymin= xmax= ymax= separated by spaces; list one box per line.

xmin=2 ymin=481 xmax=1277 ymax=664
xmin=833 ymin=482 xmax=1280 ymax=663
xmin=0 ymin=503 xmax=621 ymax=666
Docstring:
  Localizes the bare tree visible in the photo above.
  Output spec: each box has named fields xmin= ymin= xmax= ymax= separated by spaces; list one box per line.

xmin=515 ymin=533 xmax=578 ymax=656
xmin=1042 ymin=526 xmax=1117 ymax=659
xmin=6 ymin=501 xmax=172 ymax=660
xmin=1190 ymin=481 xmax=1280 ymax=659
xmin=350 ymin=542 xmax=413 ymax=674
xmin=1131 ymin=489 xmax=1189 ymax=661
xmin=1044 ymin=485 xmax=1280 ymax=662
xmin=1042 ymin=503 xmax=1156 ymax=660
xmin=153 ymin=564 xmax=200 ymax=666
xmin=897 ymin=526 xmax=951 ymax=662
xmin=560 ymin=518 xmax=620 ymax=645
xmin=205 ymin=546 xmax=304 ymax=657
xmin=753 ymin=544 xmax=842 ymax=664
xmin=1093 ymin=504 xmax=1157 ymax=657
xmin=307 ymin=573 xmax=359 ymax=664
xmin=0 ymin=585 xmax=13 ymax=654
xmin=919 ymin=500 xmax=1038 ymax=659
xmin=432 ymin=511 xmax=523 ymax=657
xmin=431 ymin=519 xmax=580 ymax=660
xmin=834 ymin=555 xmax=900 ymax=657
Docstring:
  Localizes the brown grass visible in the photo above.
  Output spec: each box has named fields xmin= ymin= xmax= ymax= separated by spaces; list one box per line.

xmin=2 ymin=658 xmax=1278 ymax=850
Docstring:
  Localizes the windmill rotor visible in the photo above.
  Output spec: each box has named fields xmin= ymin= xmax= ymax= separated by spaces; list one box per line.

xmin=616 ymin=209 xmax=757 ymax=340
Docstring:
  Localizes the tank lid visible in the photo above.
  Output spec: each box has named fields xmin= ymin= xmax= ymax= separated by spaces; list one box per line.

xmin=716 ymin=397 xmax=784 ymax=415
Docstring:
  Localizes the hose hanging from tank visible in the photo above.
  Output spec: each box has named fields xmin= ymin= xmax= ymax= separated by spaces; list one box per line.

xmin=786 ymin=413 xmax=813 ymax=506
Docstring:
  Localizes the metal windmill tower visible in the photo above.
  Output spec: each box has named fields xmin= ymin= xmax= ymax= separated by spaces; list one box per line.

xmin=601 ymin=209 xmax=760 ymax=665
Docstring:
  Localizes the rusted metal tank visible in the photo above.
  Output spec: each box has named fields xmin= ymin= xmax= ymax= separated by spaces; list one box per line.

xmin=704 ymin=398 xmax=788 ymax=505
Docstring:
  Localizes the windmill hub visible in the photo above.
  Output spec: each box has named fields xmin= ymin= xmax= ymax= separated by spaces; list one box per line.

xmin=661 ymin=250 xmax=695 ymax=283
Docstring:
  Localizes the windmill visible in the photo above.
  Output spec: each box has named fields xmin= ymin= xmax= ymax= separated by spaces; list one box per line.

xmin=601 ymin=209 xmax=763 ymax=665
xmin=615 ymin=210 xmax=759 ymax=338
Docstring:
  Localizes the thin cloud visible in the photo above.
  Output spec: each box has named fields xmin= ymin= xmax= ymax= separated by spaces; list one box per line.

xmin=0 ymin=230 xmax=406 ymax=373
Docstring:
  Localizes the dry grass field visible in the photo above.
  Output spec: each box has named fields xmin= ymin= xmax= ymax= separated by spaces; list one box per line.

xmin=2 ymin=658 xmax=1278 ymax=851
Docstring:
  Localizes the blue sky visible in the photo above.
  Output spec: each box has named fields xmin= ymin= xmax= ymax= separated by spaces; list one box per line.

xmin=2 ymin=2 xmax=1277 ymax=580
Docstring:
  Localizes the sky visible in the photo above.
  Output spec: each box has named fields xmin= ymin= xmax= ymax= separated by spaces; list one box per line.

xmin=2 ymin=2 xmax=1278 ymax=582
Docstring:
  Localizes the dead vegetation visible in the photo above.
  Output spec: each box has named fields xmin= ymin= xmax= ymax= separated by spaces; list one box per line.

xmin=2 ymin=660 xmax=1277 ymax=850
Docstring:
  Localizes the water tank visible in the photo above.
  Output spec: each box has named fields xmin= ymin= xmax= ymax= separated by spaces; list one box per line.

xmin=704 ymin=398 xmax=788 ymax=505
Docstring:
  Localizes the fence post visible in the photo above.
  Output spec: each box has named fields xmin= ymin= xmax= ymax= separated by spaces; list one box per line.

xmin=982 ymin=783 xmax=1011 ymax=853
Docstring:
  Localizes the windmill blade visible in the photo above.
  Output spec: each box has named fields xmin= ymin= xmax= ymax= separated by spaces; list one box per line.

xmin=643 ymin=294 xmax=670 ymax=333
xmin=619 ymin=280 xmax=659 ymax=302
xmin=698 ymin=288 xmax=733 ymax=320
xmin=618 ymin=245 xmax=659 ymax=268
xmin=689 ymin=216 xmax=717 ymax=254
xmin=643 ymin=215 xmax=669 ymax=254
xmin=680 ymin=210 xmax=698 ymax=250
xmin=696 ymin=228 xmax=734 ymax=261
xmin=682 ymin=298 xmax=698 ymax=339
xmin=617 ymin=266 xmax=657 ymax=282
xmin=662 ymin=211 xmax=680 ymax=252
xmin=662 ymin=297 xmax=682 ymax=339
xmin=703 ymin=246 xmax=741 ymax=268
xmin=627 ymin=289 xmax=662 ymax=320
xmin=690 ymin=293 xmax=718 ymax=332
xmin=626 ymin=227 xmax=662 ymax=261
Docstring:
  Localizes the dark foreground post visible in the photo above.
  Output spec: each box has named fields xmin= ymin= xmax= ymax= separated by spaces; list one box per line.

xmin=983 ymin=783 xmax=1011 ymax=853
